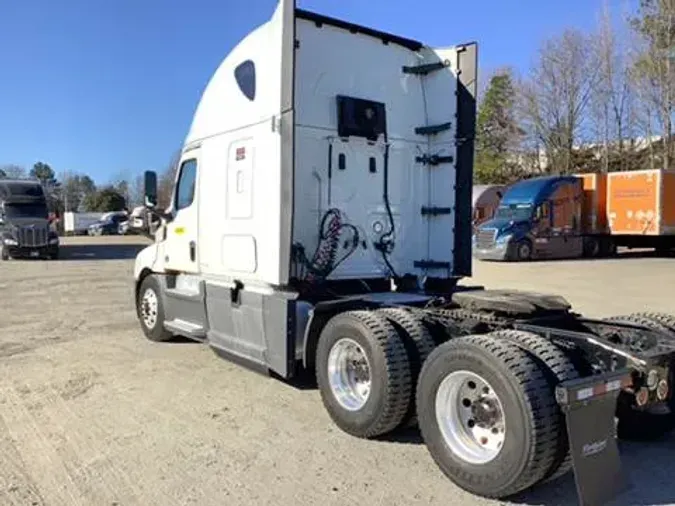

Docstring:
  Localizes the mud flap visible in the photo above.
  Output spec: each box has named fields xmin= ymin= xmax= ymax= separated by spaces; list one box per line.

xmin=555 ymin=370 xmax=633 ymax=506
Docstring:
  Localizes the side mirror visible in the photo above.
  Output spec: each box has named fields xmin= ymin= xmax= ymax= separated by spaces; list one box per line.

xmin=144 ymin=170 xmax=158 ymax=208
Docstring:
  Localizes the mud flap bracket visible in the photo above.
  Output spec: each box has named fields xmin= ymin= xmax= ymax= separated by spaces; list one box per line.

xmin=555 ymin=370 xmax=633 ymax=506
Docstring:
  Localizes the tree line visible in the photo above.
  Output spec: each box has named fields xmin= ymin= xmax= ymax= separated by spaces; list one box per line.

xmin=0 ymin=148 xmax=181 ymax=216
xmin=0 ymin=162 xmax=143 ymax=215
xmin=474 ymin=0 xmax=675 ymax=185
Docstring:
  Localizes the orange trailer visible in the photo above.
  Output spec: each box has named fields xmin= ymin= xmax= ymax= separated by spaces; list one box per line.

xmin=606 ymin=169 xmax=675 ymax=236
xmin=576 ymin=172 xmax=608 ymax=234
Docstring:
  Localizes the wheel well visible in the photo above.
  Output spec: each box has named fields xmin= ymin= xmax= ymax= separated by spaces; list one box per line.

xmin=135 ymin=268 xmax=153 ymax=308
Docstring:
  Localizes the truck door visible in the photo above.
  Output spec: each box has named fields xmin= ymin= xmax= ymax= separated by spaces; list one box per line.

xmin=164 ymin=155 xmax=200 ymax=273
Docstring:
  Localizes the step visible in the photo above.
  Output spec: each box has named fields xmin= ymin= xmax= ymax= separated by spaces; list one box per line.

xmin=164 ymin=319 xmax=206 ymax=340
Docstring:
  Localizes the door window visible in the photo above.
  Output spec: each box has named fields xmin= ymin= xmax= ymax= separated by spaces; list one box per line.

xmin=175 ymin=159 xmax=197 ymax=210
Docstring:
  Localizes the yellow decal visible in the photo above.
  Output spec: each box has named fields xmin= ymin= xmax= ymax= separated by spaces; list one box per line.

xmin=175 ymin=227 xmax=186 ymax=235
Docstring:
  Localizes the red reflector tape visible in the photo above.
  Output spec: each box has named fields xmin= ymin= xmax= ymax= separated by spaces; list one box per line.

xmin=576 ymin=376 xmax=632 ymax=401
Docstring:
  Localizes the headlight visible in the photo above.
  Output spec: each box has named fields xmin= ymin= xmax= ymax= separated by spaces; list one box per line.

xmin=49 ymin=237 xmax=59 ymax=244
xmin=3 ymin=237 xmax=17 ymax=246
xmin=496 ymin=234 xmax=512 ymax=245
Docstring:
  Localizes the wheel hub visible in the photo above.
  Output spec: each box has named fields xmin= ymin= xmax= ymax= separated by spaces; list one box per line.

xmin=471 ymin=397 xmax=500 ymax=428
xmin=435 ymin=370 xmax=506 ymax=465
xmin=141 ymin=288 xmax=159 ymax=329
xmin=327 ymin=338 xmax=372 ymax=411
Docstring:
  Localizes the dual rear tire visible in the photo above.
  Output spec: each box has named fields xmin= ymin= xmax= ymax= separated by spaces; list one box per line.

xmin=315 ymin=311 xmax=574 ymax=499
xmin=314 ymin=308 xmax=438 ymax=438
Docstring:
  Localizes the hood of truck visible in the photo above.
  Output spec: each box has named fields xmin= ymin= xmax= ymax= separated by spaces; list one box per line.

xmin=477 ymin=217 xmax=531 ymax=238
xmin=3 ymin=217 xmax=50 ymax=229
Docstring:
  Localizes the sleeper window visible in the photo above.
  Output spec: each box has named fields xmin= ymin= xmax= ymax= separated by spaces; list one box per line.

xmin=175 ymin=159 xmax=197 ymax=210
xmin=234 ymin=60 xmax=256 ymax=101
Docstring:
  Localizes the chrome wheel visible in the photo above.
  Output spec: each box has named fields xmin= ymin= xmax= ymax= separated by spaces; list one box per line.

xmin=141 ymin=288 xmax=159 ymax=329
xmin=327 ymin=338 xmax=372 ymax=411
xmin=435 ymin=370 xmax=506 ymax=465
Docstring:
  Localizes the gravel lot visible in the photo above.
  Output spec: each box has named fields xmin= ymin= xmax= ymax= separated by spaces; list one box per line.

xmin=1 ymin=235 xmax=674 ymax=506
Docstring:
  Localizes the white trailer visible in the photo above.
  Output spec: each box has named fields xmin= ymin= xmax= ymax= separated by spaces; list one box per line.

xmin=63 ymin=212 xmax=105 ymax=235
xmin=131 ymin=2 xmax=675 ymax=504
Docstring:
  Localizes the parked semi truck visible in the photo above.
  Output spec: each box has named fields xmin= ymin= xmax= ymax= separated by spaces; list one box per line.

xmin=132 ymin=2 xmax=675 ymax=504
xmin=0 ymin=179 xmax=60 ymax=260
xmin=473 ymin=168 xmax=675 ymax=261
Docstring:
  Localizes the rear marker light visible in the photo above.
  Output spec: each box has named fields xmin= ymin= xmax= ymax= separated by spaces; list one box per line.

xmin=636 ymin=387 xmax=650 ymax=406
xmin=657 ymin=379 xmax=669 ymax=401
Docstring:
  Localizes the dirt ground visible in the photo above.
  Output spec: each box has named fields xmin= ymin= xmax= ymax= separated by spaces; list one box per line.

xmin=1 ymin=235 xmax=674 ymax=506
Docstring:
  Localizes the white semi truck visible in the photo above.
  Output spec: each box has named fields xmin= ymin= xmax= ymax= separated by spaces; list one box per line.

xmin=132 ymin=2 xmax=675 ymax=504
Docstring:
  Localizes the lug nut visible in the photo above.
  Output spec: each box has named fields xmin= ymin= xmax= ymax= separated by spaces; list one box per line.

xmin=647 ymin=369 xmax=659 ymax=390
xmin=635 ymin=387 xmax=650 ymax=406
xmin=657 ymin=379 xmax=669 ymax=401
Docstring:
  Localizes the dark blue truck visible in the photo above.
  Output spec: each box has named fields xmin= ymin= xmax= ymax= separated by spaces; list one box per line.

xmin=472 ymin=175 xmax=616 ymax=261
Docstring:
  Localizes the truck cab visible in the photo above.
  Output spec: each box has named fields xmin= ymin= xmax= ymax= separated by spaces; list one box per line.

xmin=0 ymin=179 xmax=60 ymax=260
xmin=472 ymin=175 xmax=583 ymax=261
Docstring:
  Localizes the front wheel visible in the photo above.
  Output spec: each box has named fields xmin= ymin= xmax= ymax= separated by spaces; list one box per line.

xmin=1 ymin=246 xmax=9 ymax=261
xmin=136 ymin=274 xmax=174 ymax=342
xmin=510 ymin=239 xmax=532 ymax=262
xmin=416 ymin=335 xmax=560 ymax=499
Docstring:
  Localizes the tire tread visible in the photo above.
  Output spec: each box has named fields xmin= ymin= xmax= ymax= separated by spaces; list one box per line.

xmin=490 ymin=329 xmax=578 ymax=483
xmin=378 ymin=307 xmax=436 ymax=427
xmin=317 ymin=310 xmax=412 ymax=438
xmin=417 ymin=334 xmax=559 ymax=498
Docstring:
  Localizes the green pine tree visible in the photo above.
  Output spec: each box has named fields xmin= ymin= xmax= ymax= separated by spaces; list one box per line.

xmin=474 ymin=70 xmax=523 ymax=184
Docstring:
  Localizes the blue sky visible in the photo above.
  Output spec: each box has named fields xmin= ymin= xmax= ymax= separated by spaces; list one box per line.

xmin=0 ymin=0 xmax=636 ymax=185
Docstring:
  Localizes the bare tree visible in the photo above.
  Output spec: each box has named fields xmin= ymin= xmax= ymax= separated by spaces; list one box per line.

xmin=520 ymin=29 xmax=600 ymax=174
xmin=158 ymin=149 xmax=182 ymax=210
xmin=590 ymin=1 xmax=636 ymax=171
xmin=0 ymin=164 xmax=27 ymax=179
xmin=630 ymin=0 xmax=675 ymax=170
xmin=129 ymin=174 xmax=145 ymax=208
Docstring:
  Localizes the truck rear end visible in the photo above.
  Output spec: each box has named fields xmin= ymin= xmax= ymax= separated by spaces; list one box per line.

xmin=290 ymin=10 xmax=475 ymax=285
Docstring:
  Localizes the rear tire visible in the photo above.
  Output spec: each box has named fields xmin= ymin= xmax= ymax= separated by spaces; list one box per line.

xmin=378 ymin=307 xmax=436 ymax=428
xmin=315 ymin=310 xmax=412 ymax=439
xmin=136 ymin=274 xmax=174 ymax=342
xmin=416 ymin=335 xmax=559 ymax=499
xmin=583 ymin=237 xmax=600 ymax=258
xmin=489 ymin=329 xmax=578 ymax=483
xmin=632 ymin=312 xmax=675 ymax=333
